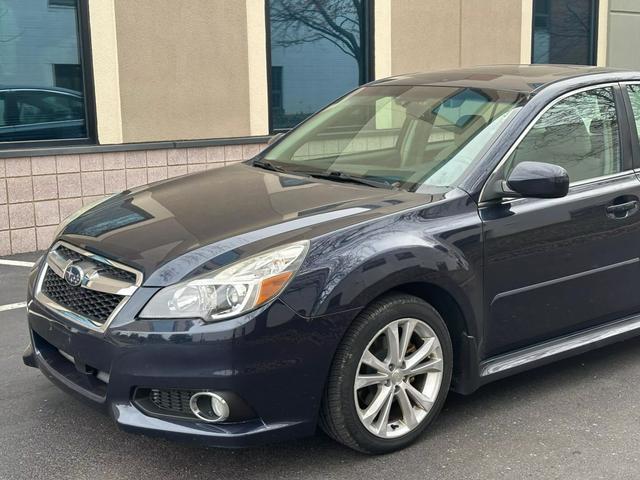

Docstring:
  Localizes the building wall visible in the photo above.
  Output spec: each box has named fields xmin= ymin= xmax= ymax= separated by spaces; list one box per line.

xmin=88 ymin=0 xmax=124 ymax=144
xmin=113 ymin=0 xmax=254 ymax=143
xmin=388 ymin=0 xmax=525 ymax=74
xmin=607 ymin=0 xmax=640 ymax=69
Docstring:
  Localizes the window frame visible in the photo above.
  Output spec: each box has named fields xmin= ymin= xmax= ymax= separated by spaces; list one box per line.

xmin=480 ymin=82 xmax=634 ymax=204
xmin=619 ymin=82 xmax=640 ymax=171
xmin=264 ymin=0 xmax=376 ymax=134
xmin=530 ymin=0 xmax=600 ymax=66
xmin=0 ymin=0 xmax=96 ymax=150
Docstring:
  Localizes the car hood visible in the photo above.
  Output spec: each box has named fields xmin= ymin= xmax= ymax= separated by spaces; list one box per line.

xmin=60 ymin=163 xmax=454 ymax=286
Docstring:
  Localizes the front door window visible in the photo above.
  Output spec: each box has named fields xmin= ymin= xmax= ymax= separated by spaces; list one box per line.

xmin=505 ymin=88 xmax=622 ymax=183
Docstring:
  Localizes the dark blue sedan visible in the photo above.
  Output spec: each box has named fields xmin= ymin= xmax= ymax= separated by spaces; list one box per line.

xmin=23 ymin=65 xmax=640 ymax=453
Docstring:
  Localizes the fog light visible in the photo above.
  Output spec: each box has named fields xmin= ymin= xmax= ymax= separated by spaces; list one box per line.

xmin=189 ymin=392 xmax=230 ymax=422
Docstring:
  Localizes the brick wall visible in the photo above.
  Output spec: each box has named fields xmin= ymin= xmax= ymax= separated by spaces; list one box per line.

xmin=0 ymin=143 xmax=267 ymax=255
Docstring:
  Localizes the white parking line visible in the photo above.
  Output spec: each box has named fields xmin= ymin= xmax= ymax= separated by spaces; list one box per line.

xmin=0 ymin=302 xmax=27 ymax=312
xmin=0 ymin=259 xmax=34 ymax=268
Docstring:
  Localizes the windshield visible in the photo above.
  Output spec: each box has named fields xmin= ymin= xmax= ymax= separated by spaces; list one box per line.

xmin=262 ymin=85 xmax=524 ymax=191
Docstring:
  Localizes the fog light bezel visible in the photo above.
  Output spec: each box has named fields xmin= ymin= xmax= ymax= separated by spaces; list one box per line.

xmin=189 ymin=391 xmax=230 ymax=423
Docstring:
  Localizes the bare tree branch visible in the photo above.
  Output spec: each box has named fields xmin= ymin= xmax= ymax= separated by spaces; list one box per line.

xmin=271 ymin=0 xmax=363 ymax=60
xmin=270 ymin=0 xmax=367 ymax=83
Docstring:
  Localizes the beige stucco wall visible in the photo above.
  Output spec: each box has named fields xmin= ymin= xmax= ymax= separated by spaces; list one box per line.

xmin=460 ymin=0 xmax=523 ymax=66
xmin=374 ymin=0 xmax=392 ymax=79
xmin=113 ymin=0 xmax=253 ymax=143
xmin=245 ymin=0 xmax=270 ymax=136
xmin=607 ymin=0 xmax=640 ymax=69
xmin=87 ymin=0 xmax=123 ymax=145
xmin=388 ymin=0 xmax=525 ymax=75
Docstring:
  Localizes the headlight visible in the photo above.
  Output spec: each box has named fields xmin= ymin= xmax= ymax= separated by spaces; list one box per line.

xmin=53 ymin=194 xmax=117 ymax=239
xmin=139 ymin=240 xmax=309 ymax=321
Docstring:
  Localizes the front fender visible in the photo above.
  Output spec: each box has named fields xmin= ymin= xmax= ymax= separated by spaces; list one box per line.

xmin=280 ymin=199 xmax=483 ymax=341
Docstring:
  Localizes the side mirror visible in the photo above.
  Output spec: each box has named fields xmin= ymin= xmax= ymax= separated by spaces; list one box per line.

xmin=505 ymin=161 xmax=569 ymax=199
xmin=267 ymin=132 xmax=284 ymax=145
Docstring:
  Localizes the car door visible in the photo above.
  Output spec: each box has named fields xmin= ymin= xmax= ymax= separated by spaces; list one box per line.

xmin=479 ymin=84 xmax=640 ymax=358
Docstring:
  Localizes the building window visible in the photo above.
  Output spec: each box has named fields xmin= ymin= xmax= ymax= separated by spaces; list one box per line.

xmin=532 ymin=0 xmax=598 ymax=65
xmin=0 ymin=0 xmax=91 ymax=144
xmin=267 ymin=0 xmax=372 ymax=131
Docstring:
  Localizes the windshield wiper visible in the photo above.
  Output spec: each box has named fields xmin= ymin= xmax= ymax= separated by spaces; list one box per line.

xmin=307 ymin=170 xmax=397 ymax=190
xmin=253 ymin=161 xmax=397 ymax=190
xmin=252 ymin=159 xmax=286 ymax=173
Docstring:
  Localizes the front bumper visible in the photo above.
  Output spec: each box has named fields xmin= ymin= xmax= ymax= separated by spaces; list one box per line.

xmin=23 ymin=266 xmax=357 ymax=447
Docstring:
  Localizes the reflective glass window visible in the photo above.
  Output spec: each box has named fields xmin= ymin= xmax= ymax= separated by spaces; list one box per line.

xmin=532 ymin=0 xmax=598 ymax=65
xmin=0 ymin=0 xmax=88 ymax=143
xmin=268 ymin=0 xmax=371 ymax=130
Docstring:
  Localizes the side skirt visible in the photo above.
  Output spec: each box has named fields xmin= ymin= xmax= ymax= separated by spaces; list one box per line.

xmin=478 ymin=312 xmax=640 ymax=384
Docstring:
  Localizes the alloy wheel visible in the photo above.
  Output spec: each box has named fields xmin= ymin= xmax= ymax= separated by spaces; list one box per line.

xmin=353 ymin=318 xmax=444 ymax=439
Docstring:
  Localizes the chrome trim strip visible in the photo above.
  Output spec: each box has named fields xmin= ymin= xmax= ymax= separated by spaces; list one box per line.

xmin=63 ymin=258 xmax=138 ymax=295
xmin=46 ymin=248 xmax=70 ymax=277
xmin=83 ymin=271 xmax=138 ymax=296
xmin=53 ymin=241 xmax=143 ymax=286
xmin=35 ymin=240 xmax=143 ymax=333
xmin=491 ymin=257 xmax=640 ymax=306
xmin=569 ymin=169 xmax=636 ymax=187
xmin=479 ymin=82 xmax=622 ymax=203
xmin=480 ymin=311 xmax=640 ymax=377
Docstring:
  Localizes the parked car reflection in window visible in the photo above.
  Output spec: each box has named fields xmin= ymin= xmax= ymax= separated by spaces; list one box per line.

xmin=0 ymin=87 xmax=86 ymax=141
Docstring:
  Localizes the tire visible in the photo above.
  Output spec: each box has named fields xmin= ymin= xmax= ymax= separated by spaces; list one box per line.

xmin=319 ymin=293 xmax=453 ymax=454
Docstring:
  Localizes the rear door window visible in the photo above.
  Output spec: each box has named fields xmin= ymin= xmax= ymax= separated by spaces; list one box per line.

xmin=626 ymin=84 xmax=640 ymax=142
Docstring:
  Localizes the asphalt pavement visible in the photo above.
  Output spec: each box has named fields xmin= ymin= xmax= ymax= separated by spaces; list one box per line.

xmin=1 ymin=253 xmax=640 ymax=479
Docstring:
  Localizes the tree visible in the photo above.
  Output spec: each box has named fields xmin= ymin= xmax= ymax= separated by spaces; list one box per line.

xmin=270 ymin=0 xmax=368 ymax=84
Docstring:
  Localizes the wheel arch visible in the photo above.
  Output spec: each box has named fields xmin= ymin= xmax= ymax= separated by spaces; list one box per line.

xmin=369 ymin=281 xmax=481 ymax=394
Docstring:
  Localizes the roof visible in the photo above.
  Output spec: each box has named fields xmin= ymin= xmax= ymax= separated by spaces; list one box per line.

xmin=370 ymin=64 xmax=636 ymax=93
xmin=0 ymin=86 xmax=82 ymax=96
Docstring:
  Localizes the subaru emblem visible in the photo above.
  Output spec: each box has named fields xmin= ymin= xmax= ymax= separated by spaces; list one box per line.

xmin=63 ymin=263 xmax=84 ymax=287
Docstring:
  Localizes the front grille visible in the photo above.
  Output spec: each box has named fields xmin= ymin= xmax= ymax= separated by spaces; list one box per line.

xmin=55 ymin=245 xmax=137 ymax=284
xmin=37 ymin=242 xmax=142 ymax=329
xmin=98 ymin=264 xmax=137 ymax=283
xmin=150 ymin=388 xmax=198 ymax=416
xmin=41 ymin=269 xmax=123 ymax=324
xmin=56 ymin=245 xmax=83 ymax=262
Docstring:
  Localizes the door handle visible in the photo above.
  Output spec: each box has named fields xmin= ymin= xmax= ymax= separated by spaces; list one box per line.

xmin=606 ymin=200 xmax=639 ymax=219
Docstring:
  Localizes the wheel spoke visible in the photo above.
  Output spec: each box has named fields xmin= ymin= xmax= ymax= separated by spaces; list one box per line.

xmin=386 ymin=323 xmax=401 ymax=365
xmin=397 ymin=385 xmax=418 ymax=429
xmin=399 ymin=319 xmax=417 ymax=362
xmin=355 ymin=373 xmax=388 ymax=390
xmin=408 ymin=357 xmax=443 ymax=376
xmin=373 ymin=387 xmax=395 ymax=436
xmin=361 ymin=385 xmax=393 ymax=426
xmin=405 ymin=381 xmax=434 ymax=412
xmin=404 ymin=337 xmax=436 ymax=371
xmin=361 ymin=350 xmax=390 ymax=374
